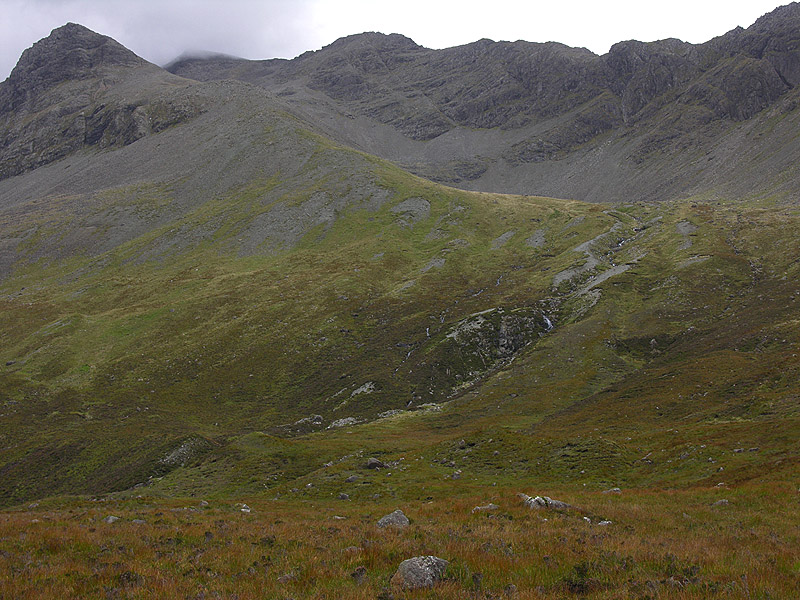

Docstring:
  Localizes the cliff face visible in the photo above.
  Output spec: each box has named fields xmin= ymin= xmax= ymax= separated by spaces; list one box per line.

xmin=167 ymin=3 xmax=799 ymax=137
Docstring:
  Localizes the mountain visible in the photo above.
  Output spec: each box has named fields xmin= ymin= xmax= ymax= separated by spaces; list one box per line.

xmin=167 ymin=3 xmax=800 ymax=203
xmin=0 ymin=10 xmax=798 ymax=523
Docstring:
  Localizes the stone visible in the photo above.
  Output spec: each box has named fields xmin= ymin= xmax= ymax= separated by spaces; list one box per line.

xmin=345 ymin=475 xmax=360 ymax=483
xmin=518 ymin=493 xmax=571 ymax=510
xmin=602 ymin=487 xmax=622 ymax=494
xmin=390 ymin=556 xmax=449 ymax=589
xmin=327 ymin=417 xmax=361 ymax=429
xmin=377 ymin=509 xmax=410 ymax=528
xmin=103 ymin=515 xmax=120 ymax=524
xmin=471 ymin=503 xmax=500 ymax=513
xmin=277 ymin=570 xmax=297 ymax=584
xmin=365 ymin=457 xmax=389 ymax=469
xmin=712 ymin=499 xmax=730 ymax=507
xmin=338 ymin=493 xmax=350 ymax=500
xmin=294 ymin=414 xmax=323 ymax=426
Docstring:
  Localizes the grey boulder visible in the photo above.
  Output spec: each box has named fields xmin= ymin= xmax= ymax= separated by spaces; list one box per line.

xmin=377 ymin=509 xmax=410 ymax=528
xmin=391 ymin=555 xmax=449 ymax=589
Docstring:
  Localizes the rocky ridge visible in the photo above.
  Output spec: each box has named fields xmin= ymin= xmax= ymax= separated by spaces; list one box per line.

xmin=165 ymin=3 xmax=800 ymax=202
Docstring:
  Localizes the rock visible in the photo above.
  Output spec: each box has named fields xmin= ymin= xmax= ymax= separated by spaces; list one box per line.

xmin=131 ymin=519 xmax=146 ymax=524
xmin=338 ymin=493 xmax=350 ymax=500
xmin=294 ymin=414 xmax=323 ymax=426
xmin=712 ymin=499 xmax=730 ymax=507
xmin=240 ymin=504 xmax=251 ymax=513
xmin=525 ymin=230 xmax=546 ymax=249
xmin=377 ymin=509 xmax=410 ymax=528
xmin=421 ymin=257 xmax=446 ymax=272
xmin=471 ymin=503 xmax=500 ymax=513
xmin=491 ymin=230 xmax=516 ymax=249
xmin=345 ymin=474 xmax=360 ymax=483
xmin=597 ymin=520 xmax=612 ymax=526
xmin=327 ymin=417 xmax=361 ymax=429
xmin=277 ymin=570 xmax=297 ymax=584
xmin=365 ymin=457 xmax=389 ymax=469
xmin=390 ymin=556 xmax=449 ymax=589
xmin=391 ymin=197 xmax=431 ymax=227
xmin=602 ymin=487 xmax=622 ymax=494
xmin=518 ymin=493 xmax=571 ymax=510
xmin=199 ymin=500 xmax=209 ymax=507
xmin=504 ymin=583 xmax=518 ymax=596
xmin=103 ymin=515 xmax=120 ymax=524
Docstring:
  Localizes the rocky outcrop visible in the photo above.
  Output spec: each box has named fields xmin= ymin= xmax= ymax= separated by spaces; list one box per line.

xmin=519 ymin=493 xmax=571 ymax=510
xmin=0 ymin=24 xmax=202 ymax=181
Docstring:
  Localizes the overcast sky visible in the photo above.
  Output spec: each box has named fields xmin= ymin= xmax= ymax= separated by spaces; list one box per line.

xmin=0 ymin=0 xmax=788 ymax=80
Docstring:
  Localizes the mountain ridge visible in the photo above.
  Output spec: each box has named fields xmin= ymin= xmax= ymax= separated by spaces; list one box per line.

xmin=162 ymin=3 xmax=800 ymax=202
xmin=4 ymin=6 xmax=799 ymax=202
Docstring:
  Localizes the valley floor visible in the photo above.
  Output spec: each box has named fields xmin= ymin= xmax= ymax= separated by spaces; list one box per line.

xmin=1 ymin=483 xmax=797 ymax=599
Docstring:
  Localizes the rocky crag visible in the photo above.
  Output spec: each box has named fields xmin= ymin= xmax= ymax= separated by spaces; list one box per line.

xmin=167 ymin=3 xmax=800 ymax=202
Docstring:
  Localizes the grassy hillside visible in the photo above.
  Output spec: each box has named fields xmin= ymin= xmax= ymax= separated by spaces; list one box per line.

xmin=1 ymin=125 xmax=799 ymax=506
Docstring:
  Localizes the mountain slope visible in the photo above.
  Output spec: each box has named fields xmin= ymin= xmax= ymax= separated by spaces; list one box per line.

xmin=166 ymin=3 xmax=800 ymax=203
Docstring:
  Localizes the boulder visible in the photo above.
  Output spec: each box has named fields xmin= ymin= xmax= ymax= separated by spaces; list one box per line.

xmin=518 ymin=493 xmax=571 ymax=510
xmin=377 ymin=509 xmax=410 ymax=528
xmin=390 ymin=556 xmax=449 ymax=589
xmin=365 ymin=457 xmax=389 ymax=469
